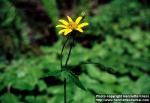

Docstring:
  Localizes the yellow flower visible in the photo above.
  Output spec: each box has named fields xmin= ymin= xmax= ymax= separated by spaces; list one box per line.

xmin=56 ymin=16 xmax=88 ymax=36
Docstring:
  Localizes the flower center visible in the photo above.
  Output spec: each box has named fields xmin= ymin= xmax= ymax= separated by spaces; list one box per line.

xmin=68 ymin=22 xmax=77 ymax=29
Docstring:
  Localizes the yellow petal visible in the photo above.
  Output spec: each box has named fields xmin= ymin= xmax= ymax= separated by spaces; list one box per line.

xmin=67 ymin=16 xmax=74 ymax=22
xmin=75 ymin=16 xmax=82 ymax=24
xmin=58 ymin=29 xmax=67 ymax=35
xmin=56 ymin=25 xmax=67 ymax=28
xmin=75 ymin=28 xmax=83 ymax=32
xmin=59 ymin=19 xmax=69 ymax=25
xmin=64 ymin=29 xmax=72 ymax=35
xmin=78 ymin=22 xmax=88 ymax=28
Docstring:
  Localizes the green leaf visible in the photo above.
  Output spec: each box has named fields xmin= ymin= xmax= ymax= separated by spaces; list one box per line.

xmin=66 ymin=71 xmax=86 ymax=91
xmin=44 ymin=70 xmax=61 ymax=77
xmin=1 ymin=1 xmax=16 ymax=26
xmin=60 ymin=70 xmax=86 ymax=91
xmin=135 ymin=75 xmax=150 ymax=93
xmin=25 ymin=96 xmax=35 ymax=103
xmin=0 ymin=93 xmax=20 ymax=103
xmin=69 ymin=45 xmax=92 ymax=65
xmin=47 ymin=85 xmax=63 ymax=94
xmin=2 ymin=58 xmax=44 ymax=90
xmin=37 ymin=80 xmax=47 ymax=91
xmin=25 ymin=95 xmax=47 ymax=103
xmin=86 ymin=64 xmax=117 ymax=83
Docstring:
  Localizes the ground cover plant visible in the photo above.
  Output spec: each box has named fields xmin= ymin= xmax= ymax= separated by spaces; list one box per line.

xmin=0 ymin=0 xmax=150 ymax=103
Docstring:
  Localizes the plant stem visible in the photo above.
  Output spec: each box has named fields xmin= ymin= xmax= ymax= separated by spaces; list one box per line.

xmin=61 ymin=35 xmax=75 ymax=103
xmin=64 ymin=78 xmax=67 ymax=103
xmin=60 ymin=37 xmax=69 ymax=71
xmin=65 ymin=37 xmax=74 ymax=66
xmin=64 ymin=37 xmax=74 ymax=103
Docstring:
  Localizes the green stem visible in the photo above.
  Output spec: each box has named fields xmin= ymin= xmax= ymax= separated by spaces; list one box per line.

xmin=60 ymin=37 xmax=69 ymax=103
xmin=64 ymin=37 xmax=74 ymax=103
xmin=60 ymin=37 xmax=74 ymax=103
xmin=61 ymin=35 xmax=75 ymax=103
xmin=64 ymin=78 xmax=67 ymax=103
xmin=60 ymin=37 xmax=69 ymax=71
xmin=65 ymin=37 xmax=74 ymax=66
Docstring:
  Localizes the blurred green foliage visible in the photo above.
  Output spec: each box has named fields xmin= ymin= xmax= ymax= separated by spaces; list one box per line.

xmin=0 ymin=0 xmax=150 ymax=103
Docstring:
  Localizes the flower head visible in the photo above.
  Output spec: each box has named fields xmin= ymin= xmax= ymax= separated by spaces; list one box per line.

xmin=56 ymin=16 xmax=88 ymax=36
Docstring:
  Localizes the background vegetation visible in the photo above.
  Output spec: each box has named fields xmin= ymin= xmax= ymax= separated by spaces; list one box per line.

xmin=0 ymin=0 xmax=150 ymax=103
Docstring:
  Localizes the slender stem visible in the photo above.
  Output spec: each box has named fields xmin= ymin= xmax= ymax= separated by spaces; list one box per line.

xmin=65 ymin=37 xmax=74 ymax=66
xmin=64 ymin=37 xmax=73 ymax=103
xmin=61 ymin=35 xmax=75 ymax=103
xmin=60 ymin=37 xmax=70 ymax=103
xmin=60 ymin=37 xmax=69 ymax=71
xmin=64 ymin=78 xmax=67 ymax=103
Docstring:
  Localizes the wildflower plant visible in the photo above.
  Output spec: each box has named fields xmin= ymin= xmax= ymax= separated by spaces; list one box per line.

xmin=56 ymin=16 xmax=88 ymax=103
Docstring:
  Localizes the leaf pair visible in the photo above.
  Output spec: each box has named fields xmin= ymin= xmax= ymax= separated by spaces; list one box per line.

xmin=44 ymin=70 xmax=86 ymax=91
